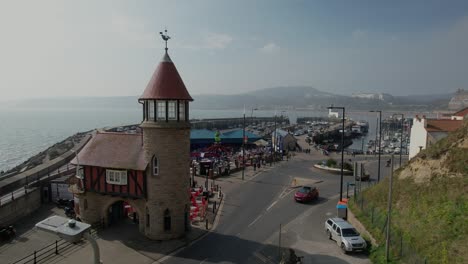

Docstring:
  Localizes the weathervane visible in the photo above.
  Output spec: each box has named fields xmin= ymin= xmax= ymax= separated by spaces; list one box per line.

xmin=160 ymin=28 xmax=171 ymax=52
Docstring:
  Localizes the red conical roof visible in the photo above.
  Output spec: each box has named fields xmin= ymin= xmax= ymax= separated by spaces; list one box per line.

xmin=139 ymin=52 xmax=193 ymax=101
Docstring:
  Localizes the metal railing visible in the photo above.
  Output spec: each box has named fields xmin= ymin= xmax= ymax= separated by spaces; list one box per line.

xmin=10 ymin=239 xmax=72 ymax=264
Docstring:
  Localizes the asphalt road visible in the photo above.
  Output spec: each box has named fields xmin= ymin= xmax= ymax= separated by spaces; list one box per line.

xmin=162 ymin=152 xmax=383 ymax=264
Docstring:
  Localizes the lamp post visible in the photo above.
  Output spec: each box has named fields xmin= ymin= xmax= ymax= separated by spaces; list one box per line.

xmin=327 ymin=106 xmax=345 ymax=202
xmin=393 ymin=114 xmax=404 ymax=167
xmin=242 ymin=107 xmax=246 ymax=180
xmin=370 ymin=110 xmax=382 ymax=182
xmin=273 ymin=110 xmax=277 ymax=164
xmin=251 ymin=107 xmax=258 ymax=124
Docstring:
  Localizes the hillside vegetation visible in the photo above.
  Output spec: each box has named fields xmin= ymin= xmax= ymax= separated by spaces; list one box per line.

xmin=350 ymin=120 xmax=468 ymax=263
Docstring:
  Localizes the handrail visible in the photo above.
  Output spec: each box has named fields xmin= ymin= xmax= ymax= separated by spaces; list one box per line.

xmin=10 ymin=239 xmax=72 ymax=264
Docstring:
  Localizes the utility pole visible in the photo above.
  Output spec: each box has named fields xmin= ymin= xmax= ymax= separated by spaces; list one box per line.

xmin=370 ymin=110 xmax=382 ymax=182
xmin=278 ymin=223 xmax=282 ymax=261
xmin=385 ymin=155 xmax=394 ymax=262
xmin=273 ymin=111 xmax=277 ymax=164
xmin=400 ymin=117 xmax=404 ymax=167
xmin=328 ymin=106 xmax=345 ymax=202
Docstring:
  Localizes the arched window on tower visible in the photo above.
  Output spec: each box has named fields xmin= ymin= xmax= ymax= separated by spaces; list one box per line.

xmin=152 ymin=156 xmax=159 ymax=175
xmin=146 ymin=207 xmax=150 ymax=227
xmin=164 ymin=209 xmax=171 ymax=231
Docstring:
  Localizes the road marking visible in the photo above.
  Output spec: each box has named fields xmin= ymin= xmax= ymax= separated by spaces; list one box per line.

xmin=266 ymin=200 xmax=278 ymax=211
xmin=326 ymin=212 xmax=333 ymax=216
xmin=248 ymin=214 xmax=263 ymax=227
xmin=253 ymin=252 xmax=268 ymax=263
xmin=200 ymin=258 xmax=209 ymax=264
xmin=279 ymin=188 xmax=294 ymax=199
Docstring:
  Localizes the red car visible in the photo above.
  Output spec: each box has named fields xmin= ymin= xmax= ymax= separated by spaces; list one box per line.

xmin=294 ymin=186 xmax=319 ymax=202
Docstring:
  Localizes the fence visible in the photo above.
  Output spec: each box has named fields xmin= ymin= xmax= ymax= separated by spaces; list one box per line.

xmin=11 ymin=225 xmax=101 ymax=264
xmin=0 ymin=165 xmax=76 ymax=207
xmin=354 ymin=192 xmax=427 ymax=263
xmin=10 ymin=239 xmax=73 ymax=264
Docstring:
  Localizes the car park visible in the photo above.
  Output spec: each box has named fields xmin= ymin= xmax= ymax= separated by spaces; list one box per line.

xmin=324 ymin=218 xmax=367 ymax=253
xmin=294 ymin=186 xmax=319 ymax=203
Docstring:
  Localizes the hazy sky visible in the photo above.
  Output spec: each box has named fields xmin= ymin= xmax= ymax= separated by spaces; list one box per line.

xmin=1 ymin=0 xmax=468 ymax=100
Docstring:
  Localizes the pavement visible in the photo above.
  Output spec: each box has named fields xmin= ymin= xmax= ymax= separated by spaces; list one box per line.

xmin=1 ymin=134 xmax=405 ymax=264
xmin=0 ymin=158 xmax=274 ymax=264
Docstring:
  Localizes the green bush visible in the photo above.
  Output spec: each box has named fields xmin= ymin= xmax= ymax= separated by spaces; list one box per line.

xmin=326 ymin=158 xmax=337 ymax=167
xmin=343 ymin=162 xmax=353 ymax=172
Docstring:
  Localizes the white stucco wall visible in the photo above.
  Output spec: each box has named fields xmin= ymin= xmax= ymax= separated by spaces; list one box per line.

xmin=409 ymin=118 xmax=427 ymax=160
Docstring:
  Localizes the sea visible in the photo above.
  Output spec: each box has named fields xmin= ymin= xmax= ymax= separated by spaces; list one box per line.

xmin=0 ymin=103 xmax=381 ymax=172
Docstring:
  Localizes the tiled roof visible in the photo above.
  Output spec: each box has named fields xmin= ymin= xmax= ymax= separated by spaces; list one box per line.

xmin=426 ymin=119 xmax=463 ymax=132
xmin=71 ymin=132 xmax=147 ymax=171
xmin=139 ymin=52 xmax=193 ymax=101
xmin=453 ymin=107 xmax=468 ymax=117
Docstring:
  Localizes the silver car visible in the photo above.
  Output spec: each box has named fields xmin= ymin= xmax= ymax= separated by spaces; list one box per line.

xmin=325 ymin=218 xmax=367 ymax=253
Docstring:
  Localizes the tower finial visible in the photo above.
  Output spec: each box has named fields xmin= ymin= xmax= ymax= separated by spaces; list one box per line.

xmin=159 ymin=28 xmax=171 ymax=53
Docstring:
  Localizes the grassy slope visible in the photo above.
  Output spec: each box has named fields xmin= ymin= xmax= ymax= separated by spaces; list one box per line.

xmin=350 ymin=121 xmax=468 ymax=263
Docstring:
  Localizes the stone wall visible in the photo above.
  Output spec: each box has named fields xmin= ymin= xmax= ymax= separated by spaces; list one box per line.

xmin=77 ymin=192 xmax=146 ymax=233
xmin=142 ymin=123 xmax=191 ymax=240
xmin=0 ymin=187 xmax=41 ymax=226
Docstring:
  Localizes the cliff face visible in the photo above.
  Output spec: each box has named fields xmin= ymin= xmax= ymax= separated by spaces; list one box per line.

xmin=354 ymin=120 xmax=467 ymax=263
xmin=448 ymin=89 xmax=468 ymax=110
xmin=400 ymin=120 xmax=467 ymax=183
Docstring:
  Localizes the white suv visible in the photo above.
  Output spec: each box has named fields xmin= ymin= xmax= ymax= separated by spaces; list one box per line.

xmin=325 ymin=218 xmax=367 ymax=253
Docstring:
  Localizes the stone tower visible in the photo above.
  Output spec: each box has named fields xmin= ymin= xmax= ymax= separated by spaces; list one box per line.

xmin=139 ymin=48 xmax=193 ymax=240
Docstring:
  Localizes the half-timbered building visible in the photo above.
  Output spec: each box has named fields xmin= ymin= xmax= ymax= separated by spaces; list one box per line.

xmin=71 ymin=37 xmax=193 ymax=240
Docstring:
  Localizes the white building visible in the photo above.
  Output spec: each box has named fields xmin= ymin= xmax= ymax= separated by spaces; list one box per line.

xmin=408 ymin=115 xmax=463 ymax=160
xmin=328 ymin=109 xmax=339 ymax=118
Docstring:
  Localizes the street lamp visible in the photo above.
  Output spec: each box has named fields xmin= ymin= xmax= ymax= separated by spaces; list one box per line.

xmin=393 ymin=114 xmax=404 ymax=167
xmin=242 ymin=107 xmax=246 ymax=180
xmin=36 ymin=216 xmax=101 ymax=264
xmin=251 ymin=107 xmax=258 ymax=124
xmin=370 ymin=110 xmax=382 ymax=182
xmin=273 ymin=110 xmax=277 ymax=164
xmin=327 ymin=105 xmax=345 ymax=202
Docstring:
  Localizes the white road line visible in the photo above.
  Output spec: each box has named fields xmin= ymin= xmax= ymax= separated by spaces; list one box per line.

xmin=200 ymin=258 xmax=209 ymax=263
xmin=266 ymin=200 xmax=278 ymax=211
xmin=279 ymin=188 xmax=294 ymax=199
xmin=253 ymin=251 xmax=268 ymax=263
xmin=248 ymin=214 xmax=263 ymax=227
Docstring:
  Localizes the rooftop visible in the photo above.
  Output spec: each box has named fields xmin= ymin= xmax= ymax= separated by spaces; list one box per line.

xmin=71 ymin=132 xmax=146 ymax=171
xmin=426 ymin=119 xmax=463 ymax=132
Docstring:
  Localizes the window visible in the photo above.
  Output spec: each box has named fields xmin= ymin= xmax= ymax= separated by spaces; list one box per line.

xmin=179 ymin=102 xmax=185 ymax=120
xmin=168 ymin=101 xmax=176 ymax=120
xmin=77 ymin=166 xmax=84 ymax=179
xmin=105 ymin=170 xmax=128 ymax=185
xmin=336 ymin=227 xmax=341 ymax=235
xmin=146 ymin=207 xmax=150 ymax=227
xmin=164 ymin=209 xmax=171 ymax=231
xmin=157 ymin=101 xmax=166 ymax=120
xmin=153 ymin=156 xmax=159 ymax=176
xmin=148 ymin=101 xmax=155 ymax=121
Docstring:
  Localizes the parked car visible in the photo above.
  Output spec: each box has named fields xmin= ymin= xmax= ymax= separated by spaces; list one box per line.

xmin=294 ymin=186 xmax=319 ymax=203
xmin=324 ymin=218 xmax=367 ymax=253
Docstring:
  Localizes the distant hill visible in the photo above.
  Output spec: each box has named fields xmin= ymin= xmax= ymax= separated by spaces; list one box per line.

xmin=3 ymin=87 xmax=454 ymax=111
xmin=350 ymin=120 xmax=468 ymax=263
xmin=191 ymin=86 xmax=390 ymax=110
